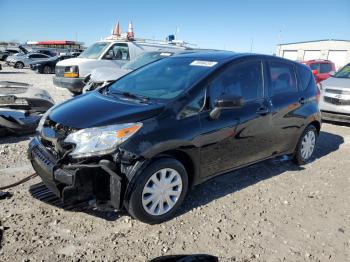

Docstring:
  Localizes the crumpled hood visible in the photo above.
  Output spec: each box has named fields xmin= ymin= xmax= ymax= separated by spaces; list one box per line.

xmin=90 ymin=67 xmax=130 ymax=83
xmin=322 ymin=77 xmax=350 ymax=89
xmin=49 ymin=91 xmax=164 ymax=129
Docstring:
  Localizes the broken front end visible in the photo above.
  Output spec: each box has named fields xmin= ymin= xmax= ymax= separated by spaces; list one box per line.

xmin=28 ymin=117 xmax=144 ymax=210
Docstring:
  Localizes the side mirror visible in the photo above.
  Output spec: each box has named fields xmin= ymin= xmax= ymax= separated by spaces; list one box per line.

xmin=210 ymin=95 xmax=244 ymax=119
xmin=329 ymin=70 xmax=336 ymax=76
xmin=311 ymin=69 xmax=319 ymax=75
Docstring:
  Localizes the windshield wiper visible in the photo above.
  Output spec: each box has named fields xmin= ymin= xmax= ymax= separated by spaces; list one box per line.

xmin=108 ymin=90 xmax=150 ymax=103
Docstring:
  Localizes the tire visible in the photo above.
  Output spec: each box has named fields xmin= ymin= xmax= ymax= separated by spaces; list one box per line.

xmin=15 ymin=62 xmax=24 ymax=69
xmin=126 ymin=158 xmax=188 ymax=224
xmin=43 ymin=65 xmax=52 ymax=74
xmin=293 ymin=124 xmax=318 ymax=165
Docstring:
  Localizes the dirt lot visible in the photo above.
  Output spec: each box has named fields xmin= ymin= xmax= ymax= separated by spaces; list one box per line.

xmin=0 ymin=63 xmax=349 ymax=262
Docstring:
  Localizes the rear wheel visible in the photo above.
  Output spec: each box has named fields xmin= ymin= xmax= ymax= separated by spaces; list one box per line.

xmin=43 ymin=65 xmax=52 ymax=74
xmin=293 ymin=125 xmax=318 ymax=165
xmin=15 ymin=62 xmax=24 ymax=69
xmin=126 ymin=158 xmax=188 ymax=224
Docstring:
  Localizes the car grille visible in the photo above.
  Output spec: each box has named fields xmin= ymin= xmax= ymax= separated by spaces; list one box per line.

xmin=325 ymin=89 xmax=350 ymax=95
xmin=324 ymin=96 xmax=350 ymax=106
xmin=55 ymin=66 xmax=65 ymax=77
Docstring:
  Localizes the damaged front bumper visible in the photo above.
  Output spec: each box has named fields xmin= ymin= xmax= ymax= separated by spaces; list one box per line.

xmin=28 ymin=137 xmax=124 ymax=209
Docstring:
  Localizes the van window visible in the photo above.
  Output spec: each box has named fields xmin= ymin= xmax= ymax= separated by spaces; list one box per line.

xmin=209 ymin=60 xmax=263 ymax=106
xmin=79 ymin=42 xmax=109 ymax=59
xmin=269 ymin=62 xmax=297 ymax=95
xmin=104 ymin=43 xmax=130 ymax=60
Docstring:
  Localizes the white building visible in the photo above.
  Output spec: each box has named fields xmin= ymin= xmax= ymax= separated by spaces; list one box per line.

xmin=276 ymin=39 xmax=350 ymax=70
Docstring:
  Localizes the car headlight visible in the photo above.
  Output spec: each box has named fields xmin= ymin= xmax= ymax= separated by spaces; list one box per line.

xmin=64 ymin=123 xmax=143 ymax=158
xmin=64 ymin=66 xmax=79 ymax=78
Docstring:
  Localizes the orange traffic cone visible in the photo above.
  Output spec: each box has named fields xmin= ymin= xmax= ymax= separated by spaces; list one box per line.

xmin=113 ymin=21 xmax=121 ymax=36
xmin=127 ymin=21 xmax=134 ymax=40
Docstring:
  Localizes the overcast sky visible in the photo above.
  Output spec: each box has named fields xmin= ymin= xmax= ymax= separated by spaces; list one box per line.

xmin=0 ymin=0 xmax=349 ymax=54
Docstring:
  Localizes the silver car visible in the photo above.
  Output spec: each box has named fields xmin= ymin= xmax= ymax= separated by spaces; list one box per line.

xmin=319 ymin=63 xmax=350 ymax=123
xmin=8 ymin=53 xmax=50 ymax=69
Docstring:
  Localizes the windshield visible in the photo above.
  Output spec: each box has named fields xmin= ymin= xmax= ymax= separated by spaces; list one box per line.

xmin=79 ymin=42 xmax=109 ymax=59
xmin=334 ymin=64 xmax=350 ymax=78
xmin=107 ymin=57 xmax=218 ymax=100
xmin=122 ymin=51 xmax=173 ymax=71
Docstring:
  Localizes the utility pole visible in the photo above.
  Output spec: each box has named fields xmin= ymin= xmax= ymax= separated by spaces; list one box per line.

xmin=250 ymin=38 xmax=254 ymax=53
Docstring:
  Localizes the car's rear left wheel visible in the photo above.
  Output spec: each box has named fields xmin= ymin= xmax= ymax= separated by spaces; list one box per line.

xmin=126 ymin=158 xmax=188 ymax=224
xmin=15 ymin=62 xmax=24 ymax=69
xmin=43 ymin=65 xmax=52 ymax=74
xmin=293 ymin=125 xmax=318 ymax=165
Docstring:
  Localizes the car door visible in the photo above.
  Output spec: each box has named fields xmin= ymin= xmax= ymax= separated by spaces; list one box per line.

xmin=266 ymin=59 xmax=304 ymax=154
xmin=199 ymin=58 xmax=274 ymax=178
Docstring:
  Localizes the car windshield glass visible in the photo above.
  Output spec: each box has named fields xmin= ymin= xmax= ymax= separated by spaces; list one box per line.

xmin=79 ymin=42 xmax=109 ymax=59
xmin=107 ymin=57 xmax=218 ymax=100
xmin=122 ymin=52 xmax=172 ymax=71
xmin=334 ymin=64 xmax=350 ymax=78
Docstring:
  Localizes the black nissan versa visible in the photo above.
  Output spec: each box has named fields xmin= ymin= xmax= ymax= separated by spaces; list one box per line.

xmin=28 ymin=51 xmax=321 ymax=224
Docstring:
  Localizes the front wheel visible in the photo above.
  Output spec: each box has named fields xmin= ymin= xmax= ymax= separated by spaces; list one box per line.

xmin=126 ymin=158 xmax=188 ymax=224
xmin=293 ymin=125 xmax=318 ymax=165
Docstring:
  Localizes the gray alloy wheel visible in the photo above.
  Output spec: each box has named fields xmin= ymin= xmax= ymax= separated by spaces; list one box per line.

xmin=43 ymin=65 xmax=51 ymax=74
xmin=300 ymin=130 xmax=316 ymax=160
xmin=141 ymin=168 xmax=183 ymax=216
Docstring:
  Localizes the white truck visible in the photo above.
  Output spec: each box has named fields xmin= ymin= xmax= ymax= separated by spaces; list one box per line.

xmin=53 ymin=39 xmax=188 ymax=94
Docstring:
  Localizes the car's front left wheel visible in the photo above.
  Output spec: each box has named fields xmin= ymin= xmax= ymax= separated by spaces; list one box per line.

xmin=126 ymin=158 xmax=188 ymax=224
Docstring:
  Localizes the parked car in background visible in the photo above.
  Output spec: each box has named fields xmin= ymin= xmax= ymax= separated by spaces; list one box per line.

xmin=302 ymin=60 xmax=335 ymax=84
xmin=29 ymin=51 xmax=321 ymax=224
xmin=0 ymin=48 xmax=20 ymax=61
xmin=53 ymin=39 xmax=189 ymax=94
xmin=82 ymin=50 xmax=191 ymax=94
xmin=319 ymin=63 xmax=350 ymax=123
xmin=30 ymin=55 xmax=74 ymax=74
xmin=7 ymin=53 xmax=51 ymax=69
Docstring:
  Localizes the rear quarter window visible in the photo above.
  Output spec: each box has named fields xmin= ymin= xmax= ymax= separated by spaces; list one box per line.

xmin=297 ymin=63 xmax=313 ymax=90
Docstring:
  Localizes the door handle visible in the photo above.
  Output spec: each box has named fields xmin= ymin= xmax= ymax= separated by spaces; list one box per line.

xmin=256 ymin=106 xmax=269 ymax=115
xmin=299 ymin=98 xmax=305 ymax=105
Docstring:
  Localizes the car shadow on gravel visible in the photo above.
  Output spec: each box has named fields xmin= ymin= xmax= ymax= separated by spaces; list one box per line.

xmin=0 ymin=134 xmax=32 ymax=144
xmin=28 ymin=131 xmax=343 ymax=222
xmin=177 ymin=131 xmax=344 ymax=218
xmin=0 ymin=72 xmax=26 ymax=74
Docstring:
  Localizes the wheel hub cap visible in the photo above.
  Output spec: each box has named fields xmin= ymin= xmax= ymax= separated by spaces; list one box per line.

xmin=301 ymin=130 xmax=316 ymax=160
xmin=142 ymin=168 xmax=182 ymax=216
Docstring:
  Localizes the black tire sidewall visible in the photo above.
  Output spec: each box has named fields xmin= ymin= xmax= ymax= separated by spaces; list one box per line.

xmin=126 ymin=158 xmax=188 ymax=224
xmin=293 ymin=125 xmax=317 ymax=165
xmin=43 ymin=65 xmax=51 ymax=74
xmin=15 ymin=62 xmax=24 ymax=69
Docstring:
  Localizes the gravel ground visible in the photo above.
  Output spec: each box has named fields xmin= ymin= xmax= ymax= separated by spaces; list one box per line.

xmin=0 ymin=63 xmax=350 ymax=262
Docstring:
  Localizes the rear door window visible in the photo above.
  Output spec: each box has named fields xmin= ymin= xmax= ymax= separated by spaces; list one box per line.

xmin=268 ymin=61 xmax=298 ymax=96
xmin=309 ymin=63 xmax=320 ymax=71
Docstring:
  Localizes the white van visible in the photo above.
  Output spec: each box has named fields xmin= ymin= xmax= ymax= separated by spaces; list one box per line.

xmin=53 ymin=39 xmax=187 ymax=94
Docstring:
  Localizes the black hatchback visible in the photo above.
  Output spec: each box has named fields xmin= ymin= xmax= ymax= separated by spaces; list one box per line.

xmin=28 ymin=51 xmax=321 ymax=224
